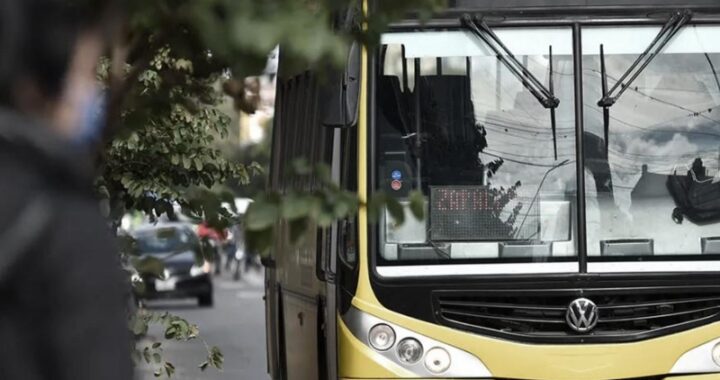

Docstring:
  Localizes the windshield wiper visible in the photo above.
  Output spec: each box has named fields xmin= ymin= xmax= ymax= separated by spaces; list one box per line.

xmin=597 ymin=10 xmax=692 ymax=152
xmin=705 ymin=53 xmax=720 ymax=93
xmin=462 ymin=15 xmax=561 ymax=159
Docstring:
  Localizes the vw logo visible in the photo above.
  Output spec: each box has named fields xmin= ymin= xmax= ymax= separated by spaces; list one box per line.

xmin=566 ymin=298 xmax=599 ymax=333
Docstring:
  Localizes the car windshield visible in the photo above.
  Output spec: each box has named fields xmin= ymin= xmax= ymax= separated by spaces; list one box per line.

xmin=583 ymin=25 xmax=720 ymax=259
xmin=375 ymin=27 xmax=578 ymax=265
xmin=134 ymin=227 xmax=193 ymax=254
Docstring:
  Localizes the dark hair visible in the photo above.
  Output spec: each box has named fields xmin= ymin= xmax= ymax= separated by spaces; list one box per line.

xmin=0 ymin=0 xmax=108 ymax=106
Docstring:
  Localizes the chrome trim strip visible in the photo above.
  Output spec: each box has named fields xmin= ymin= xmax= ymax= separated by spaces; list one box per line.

xmin=376 ymin=262 xmax=577 ymax=277
xmin=588 ymin=261 xmax=720 ymax=273
xmin=375 ymin=261 xmax=720 ymax=277
xmin=342 ymin=306 xmax=492 ymax=377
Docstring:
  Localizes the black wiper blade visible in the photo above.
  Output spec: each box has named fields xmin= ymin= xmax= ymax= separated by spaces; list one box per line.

xmin=600 ymin=44 xmax=610 ymax=153
xmin=462 ymin=14 xmax=560 ymax=159
xmin=548 ymin=45 xmax=557 ymax=160
xmin=597 ymin=10 xmax=692 ymax=153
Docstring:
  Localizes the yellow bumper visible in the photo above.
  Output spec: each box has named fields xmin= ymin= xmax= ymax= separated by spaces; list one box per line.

xmin=339 ymin=299 xmax=720 ymax=380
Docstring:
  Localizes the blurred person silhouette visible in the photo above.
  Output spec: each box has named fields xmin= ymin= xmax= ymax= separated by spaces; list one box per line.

xmin=0 ymin=1 xmax=132 ymax=379
xmin=197 ymin=221 xmax=227 ymax=274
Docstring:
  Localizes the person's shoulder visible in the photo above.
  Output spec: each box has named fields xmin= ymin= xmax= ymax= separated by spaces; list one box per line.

xmin=42 ymin=194 xmax=119 ymax=278
xmin=0 ymin=152 xmax=54 ymax=232
xmin=51 ymin=193 xmax=112 ymax=238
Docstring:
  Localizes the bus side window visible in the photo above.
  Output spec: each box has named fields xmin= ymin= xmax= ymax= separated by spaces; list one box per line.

xmin=338 ymin=127 xmax=358 ymax=268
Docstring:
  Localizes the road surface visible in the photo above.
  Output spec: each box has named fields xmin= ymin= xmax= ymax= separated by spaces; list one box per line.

xmin=136 ymin=267 xmax=270 ymax=380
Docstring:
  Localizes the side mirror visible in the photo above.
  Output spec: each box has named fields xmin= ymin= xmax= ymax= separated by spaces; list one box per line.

xmin=323 ymin=42 xmax=362 ymax=128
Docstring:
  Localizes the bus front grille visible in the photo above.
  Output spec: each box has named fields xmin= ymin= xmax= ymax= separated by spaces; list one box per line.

xmin=433 ymin=288 xmax=720 ymax=343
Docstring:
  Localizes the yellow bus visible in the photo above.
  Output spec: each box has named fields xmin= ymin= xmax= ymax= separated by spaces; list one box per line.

xmin=265 ymin=0 xmax=720 ymax=378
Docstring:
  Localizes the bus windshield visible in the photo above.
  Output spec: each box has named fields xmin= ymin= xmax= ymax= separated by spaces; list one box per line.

xmin=375 ymin=27 xmax=578 ymax=265
xmin=375 ymin=24 xmax=720 ymax=271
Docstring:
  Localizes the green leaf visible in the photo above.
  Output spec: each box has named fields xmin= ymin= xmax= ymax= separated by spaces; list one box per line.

xmin=316 ymin=207 xmax=335 ymax=228
xmin=367 ymin=193 xmax=389 ymax=223
xmin=132 ymin=256 xmax=166 ymax=278
xmin=369 ymin=193 xmax=404 ymax=225
xmin=164 ymin=362 xmax=175 ymax=377
xmin=409 ymin=190 xmax=426 ymax=221
xmin=209 ymin=346 xmax=224 ymax=369
xmin=245 ymin=227 xmax=273 ymax=255
xmin=245 ymin=201 xmax=279 ymax=231
xmin=314 ymin=163 xmax=332 ymax=183
xmin=386 ymin=197 xmax=405 ymax=226
xmin=288 ymin=218 xmax=309 ymax=244
xmin=129 ymin=313 xmax=149 ymax=336
xmin=280 ymin=193 xmax=315 ymax=221
xmin=291 ymin=158 xmax=312 ymax=176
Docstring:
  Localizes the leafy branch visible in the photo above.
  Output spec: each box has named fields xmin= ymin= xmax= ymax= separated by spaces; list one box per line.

xmin=244 ymin=159 xmax=425 ymax=254
xmin=129 ymin=310 xmax=224 ymax=378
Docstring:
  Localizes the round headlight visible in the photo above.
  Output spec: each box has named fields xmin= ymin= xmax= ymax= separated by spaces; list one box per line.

xmin=424 ymin=347 xmax=451 ymax=374
xmin=368 ymin=324 xmax=395 ymax=351
xmin=396 ymin=338 xmax=423 ymax=364
xmin=712 ymin=342 xmax=720 ymax=367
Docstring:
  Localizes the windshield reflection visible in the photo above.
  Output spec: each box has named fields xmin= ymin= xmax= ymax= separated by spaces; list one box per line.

xmin=377 ymin=28 xmax=577 ymax=264
xmin=583 ymin=25 xmax=720 ymax=257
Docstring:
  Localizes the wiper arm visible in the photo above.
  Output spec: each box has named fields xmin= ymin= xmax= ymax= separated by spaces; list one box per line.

xmin=598 ymin=10 xmax=692 ymax=151
xmin=705 ymin=53 xmax=720 ymax=93
xmin=462 ymin=15 xmax=560 ymax=159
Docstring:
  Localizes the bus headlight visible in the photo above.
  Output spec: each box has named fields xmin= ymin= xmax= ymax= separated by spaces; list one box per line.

xmin=425 ymin=347 xmax=452 ymax=374
xmin=343 ymin=307 xmax=492 ymax=377
xmin=368 ymin=324 xmax=395 ymax=351
xmin=713 ymin=342 xmax=720 ymax=367
xmin=670 ymin=337 xmax=720 ymax=374
xmin=396 ymin=338 xmax=423 ymax=364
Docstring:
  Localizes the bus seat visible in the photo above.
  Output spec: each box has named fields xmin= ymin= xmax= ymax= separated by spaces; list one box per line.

xmin=417 ymin=75 xmax=486 ymax=186
xmin=377 ymin=75 xmax=412 ymax=137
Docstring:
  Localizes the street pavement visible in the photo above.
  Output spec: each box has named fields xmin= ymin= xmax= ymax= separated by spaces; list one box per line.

xmin=136 ymin=266 xmax=270 ymax=380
